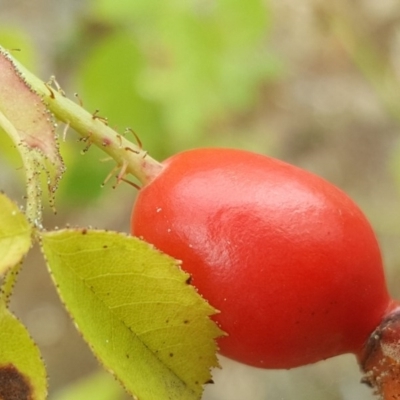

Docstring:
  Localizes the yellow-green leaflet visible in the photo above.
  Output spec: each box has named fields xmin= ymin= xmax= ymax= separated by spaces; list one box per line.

xmin=0 ymin=306 xmax=47 ymax=400
xmin=40 ymin=229 xmax=223 ymax=400
xmin=0 ymin=193 xmax=32 ymax=276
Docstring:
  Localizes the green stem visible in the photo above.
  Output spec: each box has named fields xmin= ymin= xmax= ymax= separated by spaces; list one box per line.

xmin=10 ymin=52 xmax=164 ymax=186
xmin=0 ymin=111 xmax=43 ymax=225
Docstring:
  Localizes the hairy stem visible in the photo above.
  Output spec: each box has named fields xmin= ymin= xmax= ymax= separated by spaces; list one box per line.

xmin=0 ymin=111 xmax=42 ymax=225
xmin=10 ymin=52 xmax=164 ymax=187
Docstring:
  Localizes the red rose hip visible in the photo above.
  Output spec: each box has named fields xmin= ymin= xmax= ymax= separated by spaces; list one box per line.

xmin=130 ymin=148 xmax=400 ymax=396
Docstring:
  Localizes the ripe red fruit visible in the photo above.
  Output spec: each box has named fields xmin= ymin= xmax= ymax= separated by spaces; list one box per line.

xmin=131 ymin=148 xmax=399 ymax=386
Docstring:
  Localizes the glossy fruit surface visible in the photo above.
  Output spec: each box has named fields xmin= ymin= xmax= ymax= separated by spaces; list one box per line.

xmin=131 ymin=148 xmax=392 ymax=368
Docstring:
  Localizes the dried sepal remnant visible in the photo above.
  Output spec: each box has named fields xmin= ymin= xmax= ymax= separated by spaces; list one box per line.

xmin=0 ymin=48 xmax=65 ymax=219
xmin=360 ymin=308 xmax=400 ymax=400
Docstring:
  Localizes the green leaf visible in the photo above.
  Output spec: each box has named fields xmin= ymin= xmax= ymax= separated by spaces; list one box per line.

xmin=51 ymin=369 xmax=125 ymax=400
xmin=88 ymin=0 xmax=279 ymax=151
xmin=0 ymin=193 xmax=32 ymax=276
xmin=0 ymin=46 xmax=65 ymax=220
xmin=40 ymin=229 xmax=222 ymax=400
xmin=0 ymin=306 xmax=47 ymax=400
xmin=57 ymin=142 xmax=111 ymax=205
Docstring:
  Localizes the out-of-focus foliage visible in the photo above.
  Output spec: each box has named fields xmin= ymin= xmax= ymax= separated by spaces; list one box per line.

xmin=390 ymin=143 xmax=400 ymax=199
xmin=0 ymin=28 xmax=36 ymax=69
xmin=76 ymin=0 xmax=279 ymax=154
xmin=75 ymin=32 xmax=165 ymax=156
xmin=57 ymin=142 xmax=111 ymax=205
xmin=51 ymin=370 xmax=125 ymax=400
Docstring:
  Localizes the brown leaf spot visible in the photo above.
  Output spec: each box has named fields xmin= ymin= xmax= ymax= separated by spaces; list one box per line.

xmin=0 ymin=364 xmax=33 ymax=400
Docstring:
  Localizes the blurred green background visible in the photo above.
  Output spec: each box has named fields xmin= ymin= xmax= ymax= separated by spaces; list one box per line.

xmin=1 ymin=0 xmax=400 ymax=399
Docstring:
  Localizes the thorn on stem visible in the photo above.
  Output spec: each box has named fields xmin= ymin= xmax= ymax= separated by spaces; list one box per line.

xmin=79 ymin=132 xmax=93 ymax=154
xmin=47 ymin=75 xmax=66 ymax=96
xmin=74 ymin=92 xmax=83 ymax=107
xmin=125 ymin=127 xmax=143 ymax=150
xmin=101 ymin=165 xmax=119 ymax=188
xmin=45 ymin=83 xmax=55 ymax=99
xmin=92 ymin=110 xmax=108 ymax=125
xmin=125 ymin=147 xmax=140 ymax=155
xmin=116 ymin=134 xmax=123 ymax=148
xmin=99 ymin=157 xmax=113 ymax=163
xmin=113 ymin=161 xmax=128 ymax=189
xmin=101 ymin=162 xmax=140 ymax=190
xmin=62 ymin=122 xmax=70 ymax=142
xmin=120 ymin=178 xmax=141 ymax=190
